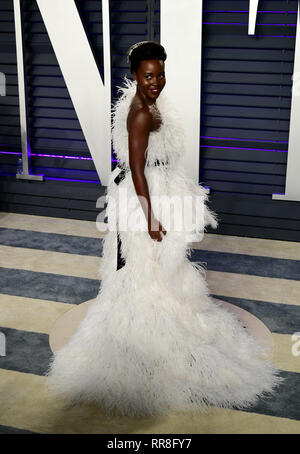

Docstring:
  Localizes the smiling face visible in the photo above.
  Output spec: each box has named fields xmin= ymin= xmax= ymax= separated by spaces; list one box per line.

xmin=132 ymin=59 xmax=166 ymax=104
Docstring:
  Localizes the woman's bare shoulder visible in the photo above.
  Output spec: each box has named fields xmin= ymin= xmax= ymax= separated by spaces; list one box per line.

xmin=127 ymin=101 xmax=152 ymax=133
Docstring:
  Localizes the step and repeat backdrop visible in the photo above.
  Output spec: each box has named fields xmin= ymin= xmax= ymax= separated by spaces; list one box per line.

xmin=0 ymin=0 xmax=300 ymax=241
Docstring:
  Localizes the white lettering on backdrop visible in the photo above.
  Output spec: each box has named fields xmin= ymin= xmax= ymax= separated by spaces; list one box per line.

xmin=11 ymin=1 xmax=300 ymax=200
xmin=36 ymin=0 xmax=111 ymax=185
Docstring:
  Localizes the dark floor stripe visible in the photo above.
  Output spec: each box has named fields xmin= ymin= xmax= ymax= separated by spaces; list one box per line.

xmin=1 ymin=228 xmax=300 ymax=281
xmin=0 ymin=424 xmax=38 ymax=434
xmin=190 ymin=249 xmax=300 ymax=281
xmin=1 ymin=269 xmax=299 ymax=334
xmin=0 ymin=268 xmax=100 ymax=304
xmin=0 ymin=325 xmax=299 ymax=421
xmin=239 ymin=370 xmax=300 ymax=422
xmin=0 ymin=326 xmax=51 ymax=376
xmin=0 ymin=228 xmax=103 ymax=257
xmin=212 ymin=295 xmax=300 ymax=335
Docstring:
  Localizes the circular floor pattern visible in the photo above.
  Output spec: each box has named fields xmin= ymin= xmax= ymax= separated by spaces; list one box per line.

xmin=49 ymin=298 xmax=275 ymax=360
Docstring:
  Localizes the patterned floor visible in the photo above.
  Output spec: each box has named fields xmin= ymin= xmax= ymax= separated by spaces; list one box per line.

xmin=0 ymin=211 xmax=299 ymax=434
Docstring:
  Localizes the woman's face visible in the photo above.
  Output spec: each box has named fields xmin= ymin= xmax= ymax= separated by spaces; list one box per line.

xmin=132 ymin=59 xmax=166 ymax=102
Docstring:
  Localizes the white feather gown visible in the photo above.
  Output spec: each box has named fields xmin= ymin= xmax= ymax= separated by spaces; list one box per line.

xmin=44 ymin=76 xmax=282 ymax=417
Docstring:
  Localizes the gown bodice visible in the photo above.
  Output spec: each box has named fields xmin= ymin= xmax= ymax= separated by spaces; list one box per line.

xmin=111 ymin=76 xmax=185 ymax=170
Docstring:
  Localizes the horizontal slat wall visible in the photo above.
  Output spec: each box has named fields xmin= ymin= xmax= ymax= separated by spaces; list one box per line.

xmin=0 ymin=0 xmax=21 ymax=155
xmin=1 ymin=0 xmax=300 ymax=239
xmin=201 ymin=0 xmax=295 ymax=197
xmin=0 ymin=0 xmax=155 ymax=220
xmin=0 ymin=0 xmax=153 ymax=175
xmin=199 ymin=0 xmax=300 ymax=240
xmin=0 ymin=175 xmax=106 ymax=221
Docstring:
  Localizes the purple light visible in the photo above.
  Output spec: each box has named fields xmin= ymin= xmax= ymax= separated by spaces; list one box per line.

xmin=32 ymin=153 xmax=116 ymax=162
xmin=45 ymin=177 xmax=101 ymax=183
xmin=201 ymin=136 xmax=288 ymax=144
xmin=203 ymin=11 xmax=297 ymax=14
xmin=0 ymin=145 xmax=288 ymax=158
xmin=203 ymin=22 xmax=296 ymax=26
xmin=32 ymin=153 xmax=93 ymax=160
xmin=0 ymin=151 xmax=118 ymax=162
xmin=229 ymin=34 xmax=296 ymax=37
xmin=200 ymin=144 xmax=287 ymax=152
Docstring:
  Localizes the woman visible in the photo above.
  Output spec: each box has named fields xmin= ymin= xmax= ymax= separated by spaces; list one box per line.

xmin=45 ymin=41 xmax=282 ymax=417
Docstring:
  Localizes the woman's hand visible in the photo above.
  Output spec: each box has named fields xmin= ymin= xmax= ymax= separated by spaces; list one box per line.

xmin=148 ymin=217 xmax=167 ymax=241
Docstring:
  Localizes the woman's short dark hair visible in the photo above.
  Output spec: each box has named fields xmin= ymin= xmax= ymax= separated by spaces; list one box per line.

xmin=126 ymin=41 xmax=167 ymax=74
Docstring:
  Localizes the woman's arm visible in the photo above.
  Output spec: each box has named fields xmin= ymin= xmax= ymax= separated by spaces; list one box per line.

xmin=128 ymin=107 xmax=166 ymax=241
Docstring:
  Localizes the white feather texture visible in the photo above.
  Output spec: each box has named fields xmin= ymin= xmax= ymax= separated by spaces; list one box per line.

xmin=44 ymin=76 xmax=283 ymax=417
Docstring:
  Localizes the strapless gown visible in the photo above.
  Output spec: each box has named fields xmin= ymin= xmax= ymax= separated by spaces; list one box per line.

xmin=44 ymin=76 xmax=282 ymax=417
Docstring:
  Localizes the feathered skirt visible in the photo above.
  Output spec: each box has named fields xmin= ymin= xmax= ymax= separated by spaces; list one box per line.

xmin=44 ymin=164 xmax=283 ymax=417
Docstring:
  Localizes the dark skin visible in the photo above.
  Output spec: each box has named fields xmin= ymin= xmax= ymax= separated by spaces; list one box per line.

xmin=128 ymin=59 xmax=167 ymax=242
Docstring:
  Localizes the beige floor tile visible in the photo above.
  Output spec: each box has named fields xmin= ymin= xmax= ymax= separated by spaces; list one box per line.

xmin=0 ymin=294 xmax=73 ymax=334
xmin=192 ymin=233 xmax=300 ymax=260
xmin=207 ymin=271 xmax=300 ymax=306
xmin=272 ymin=333 xmax=300 ymax=373
xmin=0 ymin=369 xmax=299 ymax=434
xmin=0 ymin=212 xmax=106 ymax=238
xmin=0 ymin=245 xmax=100 ymax=279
